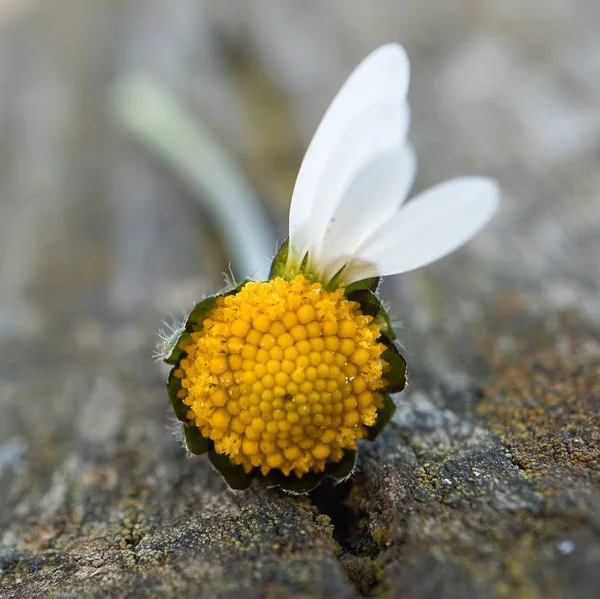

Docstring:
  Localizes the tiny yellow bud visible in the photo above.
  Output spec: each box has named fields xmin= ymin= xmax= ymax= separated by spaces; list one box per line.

xmin=246 ymin=328 xmax=262 ymax=346
xmin=339 ymin=319 xmax=357 ymax=338
xmin=253 ymin=314 xmax=271 ymax=333
xmin=322 ymin=321 xmax=338 ymax=336
xmin=230 ymin=319 xmax=251 ymax=338
xmin=277 ymin=333 xmax=294 ymax=349
xmin=260 ymin=333 xmax=276 ymax=350
xmin=211 ymin=387 xmax=229 ymax=407
xmin=209 ymin=356 xmax=228 ymax=375
xmin=312 ymin=443 xmax=330 ymax=460
xmin=290 ymin=324 xmax=308 ymax=341
xmin=269 ymin=321 xmax=286 ymax=337
xmin=228 ymin=354 xmax=243 ymax=371
xmin=350 ymin=348 xmax=370 ymax=366
xmin=242 ymin=438 xmax=259 ymax=455
xmin=306 ymin=321 xmax=321 ymax=338
xmin=297 ymin=304 xmax=315 ymax=324
xmin=282 ymin=311 xmax=298 ymax=330
xmin=212 ymin=408 xmax=231 ymax=429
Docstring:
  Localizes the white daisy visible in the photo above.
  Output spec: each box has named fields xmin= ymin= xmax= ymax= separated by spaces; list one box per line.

xmin=162 ymin=43 xmax=499 ymax=493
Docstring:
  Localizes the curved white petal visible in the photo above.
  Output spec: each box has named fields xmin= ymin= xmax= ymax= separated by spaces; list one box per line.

xmin=343 ymin=177 xmax=499 ymax=282
xmin=288 ymin=43 xmax=410 ymax=263
xmin=317 ymin=144 xmax=417 ymax=281
xmin=305 ymin=99 xmax=410 ymax=272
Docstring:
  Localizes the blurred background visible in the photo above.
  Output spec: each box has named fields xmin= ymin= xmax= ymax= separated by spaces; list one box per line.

xmin=1 ymin=0 xmax=600 ymax=540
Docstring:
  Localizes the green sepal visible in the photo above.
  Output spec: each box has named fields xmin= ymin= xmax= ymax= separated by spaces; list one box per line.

xmin=374 ymin=308 xmax=396 ymax=341
xmin=164 ymin=278 xmax=251 ymax=364
xmin=346 ymin=288 xmax=379 ymax=316
xmin=325 ymin=265 xmax=347 ymax=291
xmin=328 ymin=449 xmax=357 ymax=481
xmin=186 ymin=278 xmax=250 ymax=330
xmin=183 ymin=424 xmax=211 ymax=455
xmin=209 ymin=451 xmax=255 ymax=490
xmin=344 ymin=277 xmax=381 ymax=294
xmin=380 ymin=338 xmax=407 ymax=394
xmin=264 ymin=449 xmax=357 ymax=494
xmin=163 ymin=331 xmax=191 ymax=365
xmin=346 ymin=288 xmax=396 ymax=340
xmin=226 ymin=277 xmax=252 ymax=296
xmin=186 ymin=296 xmax=219 ymax=328
xmin=366 ymin=394 xmax=397 ymax=441
xmin=161 ymin=294 xmax=217 ymax=365
xmin=269 ymin=238 xmax=310 ymax=281
xmin=167 ymin=368 xmax=189 ymax=423
xmin=269 ymin=238 xmax=289 ymax=279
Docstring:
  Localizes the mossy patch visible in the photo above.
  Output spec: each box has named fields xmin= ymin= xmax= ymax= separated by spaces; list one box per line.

xmin=477 ymin=312 xmax=600 ymax=486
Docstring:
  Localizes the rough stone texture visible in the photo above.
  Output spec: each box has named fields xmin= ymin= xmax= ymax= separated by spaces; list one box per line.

xmin=1 ymin=1 xmax=599 ymax=598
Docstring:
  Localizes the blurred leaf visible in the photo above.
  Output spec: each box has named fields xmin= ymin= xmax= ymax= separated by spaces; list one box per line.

xmin=111 ymin=75 xmax=275 ymax=280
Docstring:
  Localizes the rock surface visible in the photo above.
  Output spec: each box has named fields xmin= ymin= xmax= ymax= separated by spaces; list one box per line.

xmin=1 ymin=1 xmax=599 ymax=598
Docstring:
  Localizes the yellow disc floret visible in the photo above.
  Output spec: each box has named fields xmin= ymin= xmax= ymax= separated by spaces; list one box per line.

xmin=175 ymin=275 xmax=387 ymax=477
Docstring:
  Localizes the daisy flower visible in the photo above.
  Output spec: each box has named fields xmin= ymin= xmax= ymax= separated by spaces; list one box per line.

xmin=161 ymin=43 xmax=499 ymax=493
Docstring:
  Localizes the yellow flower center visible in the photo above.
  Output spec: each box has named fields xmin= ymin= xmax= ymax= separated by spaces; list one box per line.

xmin=175 ymin=275 xmax=386 ymax=477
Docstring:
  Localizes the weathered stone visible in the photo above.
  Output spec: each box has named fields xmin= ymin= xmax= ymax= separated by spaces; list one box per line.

xmin=1 ymin=1 xmax=599 ymax=598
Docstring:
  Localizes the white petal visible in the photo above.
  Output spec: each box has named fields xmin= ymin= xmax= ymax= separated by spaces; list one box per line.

xmin=343 ymin=177 xmax=499 ymax=282
xmin=305 ymin=99 xmax=409 ymax=271
xmin=316 ymin=144 xmax=417 ymax=281
xmin=288 ymin=43 xmax=410 ymax=263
